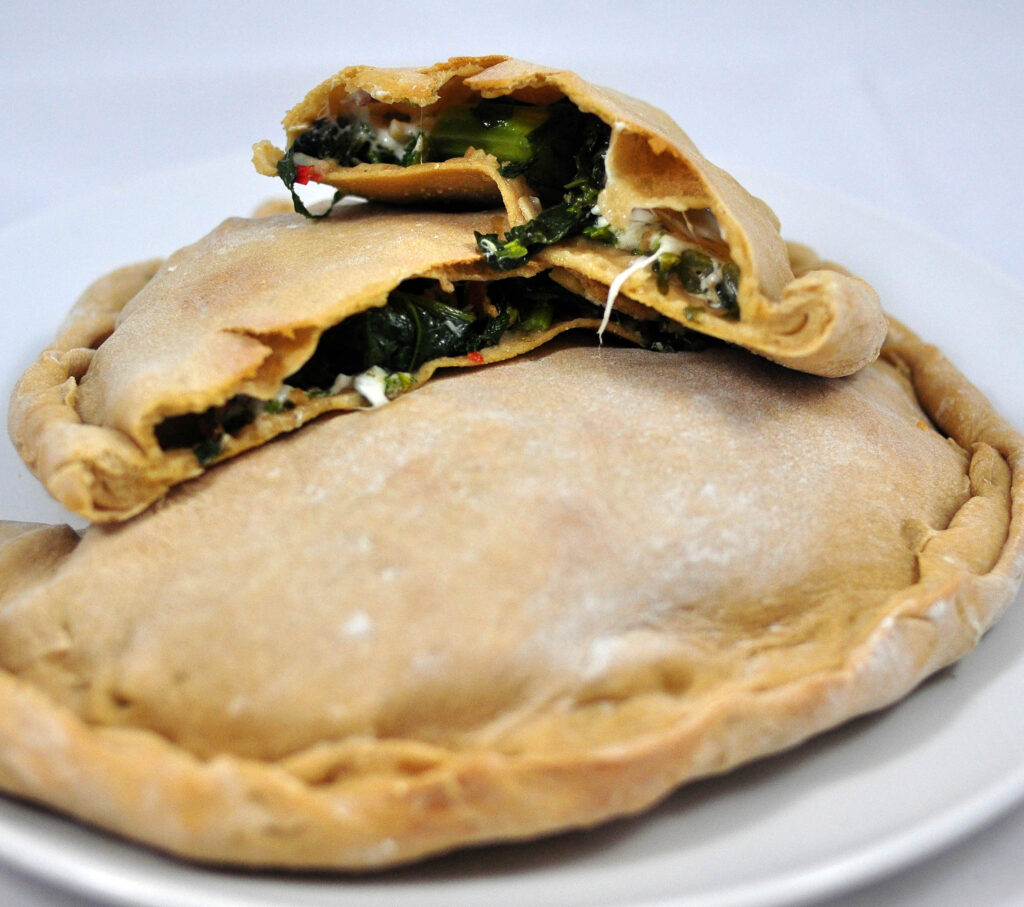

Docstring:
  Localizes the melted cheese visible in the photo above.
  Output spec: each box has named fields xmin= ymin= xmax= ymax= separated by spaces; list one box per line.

xmin=598 ymin=235 xmax=686 ymax=340
xmin=353 ymin=367 xmax=390 ymax=408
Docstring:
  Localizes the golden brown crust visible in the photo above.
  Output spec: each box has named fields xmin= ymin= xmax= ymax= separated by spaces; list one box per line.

xmin=254 ymin=56 xmax=886 ymax=375
xmin=0 ymin=327 xmax=1019 ymax=870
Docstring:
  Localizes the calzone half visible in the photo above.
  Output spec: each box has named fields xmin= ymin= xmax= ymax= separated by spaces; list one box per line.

xmin=8 ymin=203 xmax=701 ymax=523
xmin=253 ymin=55 xmax=886 ymax=376
xmin=0 ymin=327 xmax=1020 ymax=869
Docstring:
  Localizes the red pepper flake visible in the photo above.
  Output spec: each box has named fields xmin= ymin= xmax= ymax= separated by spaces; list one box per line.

xmin=466 ymin=351 xmax=486 ymax=364
xmin=294 ymin=165 xmax=320 ymax=185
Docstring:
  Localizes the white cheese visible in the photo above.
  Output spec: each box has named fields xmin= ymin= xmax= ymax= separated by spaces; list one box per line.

xmin=328 ymin=373 xmax=355 ymax=395
xmin=273 ymin=385 xmax=294 ymax=404
xmin=353 ymin=367 xmax=391 ymax=408
xmin=368 ymin=122 xmax=404 ymax=156
xmin=700 ymin=265 xmax=718 ymax=293
xmin=618 ymin=207 xmax=659 ymax=250
xmin=291 ymin=152 xmax=322 ymax=168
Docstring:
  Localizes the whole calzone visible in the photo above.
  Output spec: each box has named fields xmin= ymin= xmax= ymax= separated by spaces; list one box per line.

xmin=253 ymin=55 xmax=886 ymax=376
xmin=0 ymin=331 xmax=1020 ymax=870
xmin=8 ymin=203 xmax=701 ymax=523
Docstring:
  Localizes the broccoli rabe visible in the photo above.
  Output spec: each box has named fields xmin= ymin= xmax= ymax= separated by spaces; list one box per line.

xmin=428 ymin=101 xmax=549 ymax=170
xmin=474 ymin=114 xmax=611 ymax=269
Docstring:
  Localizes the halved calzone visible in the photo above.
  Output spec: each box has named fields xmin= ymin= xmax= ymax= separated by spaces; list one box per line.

xmin=8 ymin=203 xmax=702 ymax=523
xmin=254 ymin=55 xmax=886 ymax=376
xmin=0 ymin=328 xmax=1020 ymax=869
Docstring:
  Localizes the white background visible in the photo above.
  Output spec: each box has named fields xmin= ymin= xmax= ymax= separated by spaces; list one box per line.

xmin=1 ymin=1 xmax=1023 ymax=904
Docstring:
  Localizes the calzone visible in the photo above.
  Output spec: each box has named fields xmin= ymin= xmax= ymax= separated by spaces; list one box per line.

xmin=254 ymin=55 xmax=886 ymax=376
xmin=8 ymin=203 xmax=700 ymax=522
xmin=0 ymin=327 xmax=1020 ymax=869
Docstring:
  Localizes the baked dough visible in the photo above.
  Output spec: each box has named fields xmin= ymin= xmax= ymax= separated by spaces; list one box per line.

xmin=8 ymin=204 xmax=697 ymax=523
xmin=254 ymin=56 xmax=886 ymax=376
xmin=0 ymin=326 xmax=1020 ymax=869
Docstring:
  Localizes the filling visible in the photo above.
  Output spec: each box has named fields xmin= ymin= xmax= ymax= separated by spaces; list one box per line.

xmin=276 ymin=96 xmax=740 ymax=319
xmin=154 ymin=273 xmax=703 ymax=464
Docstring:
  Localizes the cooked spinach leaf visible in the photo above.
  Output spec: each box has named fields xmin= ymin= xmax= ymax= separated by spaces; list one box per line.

xmin=154 ymin=396 xmax=260 ymax=462
xmin=289 ymin=117 xmax=408 ymax=166
xmin=287 ymin=282 xmax=512 ymax=386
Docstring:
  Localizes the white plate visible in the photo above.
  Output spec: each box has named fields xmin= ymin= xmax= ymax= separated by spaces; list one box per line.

xmin=0 ymin=157 xmax=1022 ymax=907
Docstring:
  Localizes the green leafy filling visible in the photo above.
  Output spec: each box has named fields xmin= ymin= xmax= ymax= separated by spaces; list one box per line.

xmin=287 ymin=281 xmax=511 ymax=385
xmin=290 ymin=116 xmax=424 ymax=167
xmin=277 ymin=99 xmax=610 ymax=260
xmin=154 ymin=396 xmax=262 ymax=465
xmin=276 ymin=117 xmax=425 ymax=217
xmin=154 ymin=273 xmax=705 ymax=463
